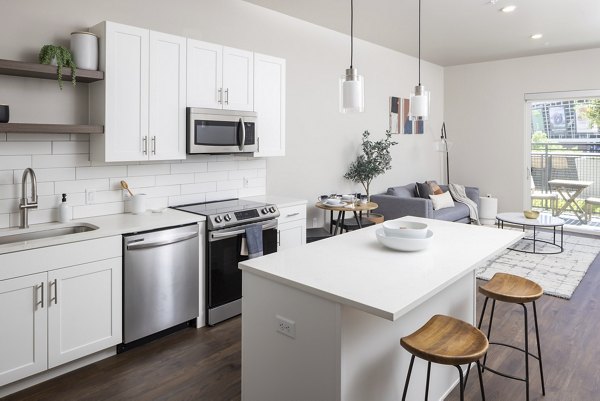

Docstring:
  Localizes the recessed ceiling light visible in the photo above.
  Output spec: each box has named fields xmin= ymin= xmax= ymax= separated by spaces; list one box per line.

xmin=531 ymin=33 xmax=543 ymax=40
xmin=501 ymin=5 xmax=516 ymax=13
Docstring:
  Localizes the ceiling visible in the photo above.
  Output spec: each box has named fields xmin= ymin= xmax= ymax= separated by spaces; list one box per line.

xmin=243 ymin=0 xmax=600 ymax=66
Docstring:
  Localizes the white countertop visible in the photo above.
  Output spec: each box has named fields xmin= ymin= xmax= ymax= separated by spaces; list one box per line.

xmin=242 ymin=195 xmax=307 ymax=208
xmin=0 ymin=209 xmax=205 ymax=255
xmin=239 ymin=217 xmax=523 ymax=321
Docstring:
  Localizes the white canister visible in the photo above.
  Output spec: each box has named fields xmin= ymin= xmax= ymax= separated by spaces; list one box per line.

xmin=130 ymin=194 xmax=147 ymax=215
xmin=70 ymin=31 xmax=98 ymax=70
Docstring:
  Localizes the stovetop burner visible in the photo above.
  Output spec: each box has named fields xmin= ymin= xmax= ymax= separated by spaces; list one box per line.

xmin=171 ymin=198 xmax=279 ymax=230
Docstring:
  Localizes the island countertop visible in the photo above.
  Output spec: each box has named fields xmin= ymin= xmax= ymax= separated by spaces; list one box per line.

xmin=239 ymin=217 xmax=522 ymax=321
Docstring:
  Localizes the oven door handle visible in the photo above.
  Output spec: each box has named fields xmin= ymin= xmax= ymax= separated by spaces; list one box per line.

xmin=210 ymin=221 xmax=277 ymax=241
xmin=126 ymin=231 xmax=198 ymax=250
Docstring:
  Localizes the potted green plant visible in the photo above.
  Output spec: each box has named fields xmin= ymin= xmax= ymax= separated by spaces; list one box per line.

xmin=344 ymin=130 xmax=397 ymax=203
xmin=38 ymin=45 xmax=77 ymax=89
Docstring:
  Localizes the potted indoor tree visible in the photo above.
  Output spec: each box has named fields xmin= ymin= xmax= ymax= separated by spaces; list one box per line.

xmin=344 ymin=130 xmax=397 ymax=222
xmin=38 ymin=45 xmax=77 ymax=90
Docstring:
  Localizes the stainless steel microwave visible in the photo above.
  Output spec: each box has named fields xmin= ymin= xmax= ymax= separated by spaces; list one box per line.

xmin=187 ymin=108 xmax=257 ymax=154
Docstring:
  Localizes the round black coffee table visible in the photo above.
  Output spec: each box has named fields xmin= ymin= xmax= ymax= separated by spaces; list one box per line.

xmin=496 ymin=212 xmax=564 ymax=254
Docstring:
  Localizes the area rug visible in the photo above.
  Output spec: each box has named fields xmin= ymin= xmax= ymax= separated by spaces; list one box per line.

xmin=477 ymin=230 xmax=600 ymax=299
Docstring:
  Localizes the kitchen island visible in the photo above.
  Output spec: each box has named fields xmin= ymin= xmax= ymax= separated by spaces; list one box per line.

xmin=239 ymin=217 xmax=522 ymax=401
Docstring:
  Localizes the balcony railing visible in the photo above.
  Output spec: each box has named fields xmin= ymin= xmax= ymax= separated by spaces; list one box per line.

xmin=531 ymin=142 xmax=600 ymax=198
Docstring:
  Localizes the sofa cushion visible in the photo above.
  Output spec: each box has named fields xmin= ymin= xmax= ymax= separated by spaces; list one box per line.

xmin=427 ymin=181 xmax=443 ymax=195
xmin=415 ymin=182 xmax=432 ymax=199
xmin=387 ymin=184 xmax=416 ymax=198
xmin=433 ymin=202 xmax=470 ymax=221
xmin=429 ymin=191 xmax=455 ymax=210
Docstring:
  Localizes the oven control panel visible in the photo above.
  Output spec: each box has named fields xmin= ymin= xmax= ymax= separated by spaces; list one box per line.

xmin=209 ymin=205 xmax=280 ymax=230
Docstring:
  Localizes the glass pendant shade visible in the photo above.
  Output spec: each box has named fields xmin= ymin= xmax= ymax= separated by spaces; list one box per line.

xmin=409 ymin=84 xmax=429 ymax=121
xmin=339 ymin=68 xmax=364 ymax=113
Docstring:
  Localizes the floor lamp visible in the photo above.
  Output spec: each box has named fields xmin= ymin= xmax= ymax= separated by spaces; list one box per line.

xmin=440 ymin=123 xmax=451 ymax=185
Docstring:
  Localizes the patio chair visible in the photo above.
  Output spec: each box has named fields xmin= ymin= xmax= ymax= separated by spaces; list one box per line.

xmin=530 ymin=176 xmax=558 ymax=215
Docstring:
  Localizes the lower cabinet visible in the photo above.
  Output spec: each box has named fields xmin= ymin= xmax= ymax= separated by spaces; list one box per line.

xmin=277 ymin=204 xmax=307 ymax=251
xmin=0 ymin=237 xmax=122 ymax=387
xmin=47 ymin=258 xmax=122 ymax=368
xmin=0 ymin=273 xmax=48 ymax=387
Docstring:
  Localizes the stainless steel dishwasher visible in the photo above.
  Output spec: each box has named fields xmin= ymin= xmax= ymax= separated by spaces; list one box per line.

xmin=122 ymin=224 xmax=199 ymax=346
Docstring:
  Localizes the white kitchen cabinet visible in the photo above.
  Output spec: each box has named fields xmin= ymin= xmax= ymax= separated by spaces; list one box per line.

xmin=0 ymin=273 xmax=48 ymax=387
xmin=187 ymin=39 xmax=254 ymax=111
xmin=47 ymin=258 xmax=122 ymax=368
xmin=277 ymin=204 xmax=306 ymax=250
xmin=0 ymin=236 xmax=122 ymax=388
xmin=90 ymin=21 xmax=186 ymax=162
xmin=253 ymin=53 xmax=286 ymax=157
xmin=149 ymin=31 xmax=187 ymax=160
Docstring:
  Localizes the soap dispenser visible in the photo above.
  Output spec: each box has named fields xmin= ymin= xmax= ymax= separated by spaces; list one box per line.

xmin=58 ymin=193 xmax=72 ymax=223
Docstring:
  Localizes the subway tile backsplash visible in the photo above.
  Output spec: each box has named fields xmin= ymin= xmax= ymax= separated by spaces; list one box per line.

xmin=0 ymin=134 xmax=266 ymax=228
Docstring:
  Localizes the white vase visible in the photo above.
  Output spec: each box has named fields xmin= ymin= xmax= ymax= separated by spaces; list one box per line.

xmin=70 ymin=31 xmax=98 ymax=70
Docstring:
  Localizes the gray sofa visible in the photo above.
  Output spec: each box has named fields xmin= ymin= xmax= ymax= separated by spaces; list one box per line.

xmin=370 ymin=183 xmax=480 ymax=223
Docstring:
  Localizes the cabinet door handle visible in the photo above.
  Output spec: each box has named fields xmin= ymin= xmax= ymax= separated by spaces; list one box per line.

xmin=218 ymin=88 xmax=223 ymax=104
xmin=50 ymin=279 xmax=58 ymax=305
xmin=36 ymin=282 xmax=44 ymax=310
xmin=225 ymin=88 xmax=229 ymax=105
xmin=286 ymin=212 xmax=300 ymax=218
xmin=142 ymin=136 xmax=148 ymax=155
xmin=151 ymin=136 xmax=156 ymax=155
xmin=277 ymin=230 xmax=281 ymax=246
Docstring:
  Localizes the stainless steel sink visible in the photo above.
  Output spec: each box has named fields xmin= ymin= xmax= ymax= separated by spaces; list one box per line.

xmin=0 ymin=224 xmax=99 ymax=245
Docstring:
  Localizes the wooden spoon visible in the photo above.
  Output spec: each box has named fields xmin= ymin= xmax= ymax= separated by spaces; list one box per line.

xmin=120 ymin=180 xmax=134 ymax=197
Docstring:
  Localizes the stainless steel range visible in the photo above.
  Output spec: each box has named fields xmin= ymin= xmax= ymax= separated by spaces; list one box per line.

xmin=172 ymin=199 xmax=279 ymax=325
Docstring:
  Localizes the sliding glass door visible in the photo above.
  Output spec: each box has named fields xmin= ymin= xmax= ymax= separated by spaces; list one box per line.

xmin=525 ymin=91 xmax=600 ymax=229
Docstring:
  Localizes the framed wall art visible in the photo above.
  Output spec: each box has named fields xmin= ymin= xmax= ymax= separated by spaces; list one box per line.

xmin=389 ymin=96 xmax=423 ymax=134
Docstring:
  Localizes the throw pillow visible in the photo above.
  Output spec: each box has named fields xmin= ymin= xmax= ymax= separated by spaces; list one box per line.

xmin=415 ymin=182 xmax=432 ymax=199
xmin=427 ymin=180 xmax=443 ymax=195
xmin=429 ymin=191 xmax=455 ymax=210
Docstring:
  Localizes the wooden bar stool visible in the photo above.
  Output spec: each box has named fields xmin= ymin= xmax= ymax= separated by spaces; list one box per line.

xmin=400 ymin=314 xmax=488 ymax=401
xmin=475 ymin=273 xmax=545 ymax=401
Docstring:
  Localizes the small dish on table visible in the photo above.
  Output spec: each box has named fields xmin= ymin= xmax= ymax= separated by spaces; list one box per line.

xmin=523 ymin=210 xmax=540 ymax=219
xmin=375 ymin=228 xmax=434 ymax=252
xmin=322 ymin=198 xmax=347 ymax=207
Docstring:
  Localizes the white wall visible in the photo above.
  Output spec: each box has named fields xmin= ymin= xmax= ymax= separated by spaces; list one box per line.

xmin=0 ymin=0 xmax=444 ymax=227
xmin=445 ymin=48 xmax=600 ymax=212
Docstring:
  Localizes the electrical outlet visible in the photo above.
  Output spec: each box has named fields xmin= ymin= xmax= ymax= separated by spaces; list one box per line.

xmin=276 ymin=315 xmax=296 ymax=338
xmin=243 ymin=177 xmax=249 ymax=188
xmin=86 ymin=189 xmax=96 ymax=204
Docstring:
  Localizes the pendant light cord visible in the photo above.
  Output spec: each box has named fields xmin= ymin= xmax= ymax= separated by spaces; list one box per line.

xmin=350 ymin=0 xmax=354 ymax=68
xmin=418 ymin=0 xmax=421 ymax=85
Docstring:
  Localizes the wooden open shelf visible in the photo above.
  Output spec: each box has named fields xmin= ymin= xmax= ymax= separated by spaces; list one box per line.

xmin=0 ymin=59 xmax=104 ymax=83
xmin=0 ymin=123 xmax=104 ymax=134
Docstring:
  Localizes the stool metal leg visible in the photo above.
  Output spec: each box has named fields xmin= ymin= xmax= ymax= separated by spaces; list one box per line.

xmin=533 ymin=301 xmax=546 ymax=395
xmin=482 ymin=299 xmax=497 ymax=370
xmin=402 ymin=355 xmax=415 ymax=401
xmin=425 ymin=361 xmax=431 ymax=401
xmin=476 ymin=360 xmax=486 ymax=401
xmin=522 ymin=303 xmax=530 ymax=401
xmin=455 ymin=365 xmax=465 ymax=401
xmin=463 ymin=296 xmax=489 ymax=388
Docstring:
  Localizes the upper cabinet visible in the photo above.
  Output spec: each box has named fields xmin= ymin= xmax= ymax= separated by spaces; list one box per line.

xmin=253 ymin=53 xmax=286 ymax=157
xmin=187 ymin=39 xmax=254 ymax=112
xmin=90 ymin=21 xmax=186 ymax=162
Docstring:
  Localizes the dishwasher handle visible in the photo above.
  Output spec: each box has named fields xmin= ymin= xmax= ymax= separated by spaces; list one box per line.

xmin=126 ymin=231 xmax=198 ymax=250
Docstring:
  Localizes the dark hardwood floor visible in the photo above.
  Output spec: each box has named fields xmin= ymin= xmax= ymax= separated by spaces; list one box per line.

xmin=5 ymin=248 xmax=600 ymax=401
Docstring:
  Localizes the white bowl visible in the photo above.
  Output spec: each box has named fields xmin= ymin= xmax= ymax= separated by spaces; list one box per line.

xmin=382 ymin=221 xmax=428 ymax=239
xmin=324 ymin=198 xmax=343 ymax=206
xmin=375 ymin=228 xmax=434 ymax=252
xmin=341 ymin=194 xmax=355 ymax=201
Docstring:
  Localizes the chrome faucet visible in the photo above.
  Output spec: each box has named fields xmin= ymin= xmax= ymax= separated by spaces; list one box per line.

xmin=19 ymin=168 xmax=38 ymax=229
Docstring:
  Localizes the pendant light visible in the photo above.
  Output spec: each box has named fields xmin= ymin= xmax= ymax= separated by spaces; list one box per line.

xmin=409 ymin=0 xmax=429 ymax=121
xmin=339 ymin=0 xmax=364 ymax=113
